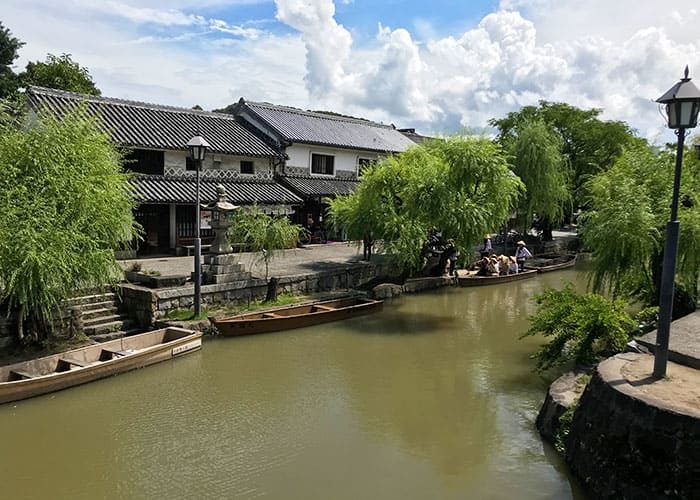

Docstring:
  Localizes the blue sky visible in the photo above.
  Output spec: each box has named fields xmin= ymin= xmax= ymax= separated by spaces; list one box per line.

xmin=2 ymin=0 xmax=700 ymax=141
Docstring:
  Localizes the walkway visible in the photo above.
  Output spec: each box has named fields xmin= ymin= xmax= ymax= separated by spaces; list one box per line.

xmin=119 ymin=242 xmax=368 ymax=279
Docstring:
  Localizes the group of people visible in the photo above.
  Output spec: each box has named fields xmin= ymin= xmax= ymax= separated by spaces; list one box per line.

xmin=474 ymin=238 xmax=532 ymax=276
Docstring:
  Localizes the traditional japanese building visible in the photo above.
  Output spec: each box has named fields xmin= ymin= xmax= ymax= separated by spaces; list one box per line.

xmin=27 ymin=87 xmax=302 ymax=255
xmin=232 ymin=99 xmax=416 ymax=240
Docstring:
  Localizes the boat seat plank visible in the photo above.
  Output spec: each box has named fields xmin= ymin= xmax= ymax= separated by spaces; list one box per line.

xmin=262 ymin=312 xmax=283 ymax=318
xmin=313 ymin=305 xmax=336 ymax=311
xmin=101 ymin=348 xmax=128 ymax=357
xmin=59 ymin=357 xmax=88 ymax=368
xmin=10 ymin=370 xmax=35 ymax=380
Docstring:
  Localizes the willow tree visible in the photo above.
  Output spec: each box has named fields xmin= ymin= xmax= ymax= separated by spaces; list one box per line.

xmin=228 ymin=206 xmax=304 ymax=301
xmin=507 ymin=119 xmax=571 ymax=238
xmin=581 ymin=142 xmax=700 ymax=314
xmin=329 ymin=136 xmax=524 ymax=274
xmin=0 ymin=109 xmax=137 ymax=342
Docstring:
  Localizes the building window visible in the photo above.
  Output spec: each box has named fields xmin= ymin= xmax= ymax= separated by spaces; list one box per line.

xmin=240 ymin=160 xmax=254 ymax=174
xmin=185 ymin=157 xmax=196 ymax=171
xmin=358 ymin=158 xmax=374 ymax=177
xmin=311 ymin=153 xmax=334 ymax=176
xmin=124 ymin=149 xmax=164 ymax=175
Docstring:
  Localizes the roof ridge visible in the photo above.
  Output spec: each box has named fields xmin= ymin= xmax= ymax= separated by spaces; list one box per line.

xmin=28 ymin=86 xmax=238 ymax=119
xmin=245 ymin=100 xmax=393 ymax=129
xmin=132 ymin=174 xmax=277 ymax=184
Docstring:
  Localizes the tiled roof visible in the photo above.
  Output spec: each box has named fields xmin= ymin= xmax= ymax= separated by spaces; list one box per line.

xmin=279 ymin=175 xmax=360 ymax=198
xmin=130 ymin=175 xmax=302 ymax=205
xmin=27 ymin=87 xmax=278 ymax=158
xmin=241 ymin=100 xmax=416 ymax=153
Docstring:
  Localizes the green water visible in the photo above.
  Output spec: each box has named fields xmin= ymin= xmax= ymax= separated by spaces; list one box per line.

xmin=0 ymin=270 xmax=588 ymax=499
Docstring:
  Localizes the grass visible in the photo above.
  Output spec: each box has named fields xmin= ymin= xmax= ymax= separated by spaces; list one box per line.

xmin=162 ymin=294 xmax=303 ymax=322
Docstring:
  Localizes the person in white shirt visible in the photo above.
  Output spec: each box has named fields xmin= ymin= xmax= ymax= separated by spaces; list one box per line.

xmin=515 ymin=241 xmax=532 ymax=272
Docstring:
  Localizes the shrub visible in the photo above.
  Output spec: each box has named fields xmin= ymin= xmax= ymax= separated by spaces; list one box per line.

xmin=521 ymin=284 xmax=636 ymax=372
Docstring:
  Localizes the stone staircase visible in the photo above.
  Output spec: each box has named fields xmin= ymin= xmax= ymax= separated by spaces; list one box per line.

xmin=66 ymin=291 xmax=140 ymax=342
xmin=200 ymin=254 xmax=252 ymax=284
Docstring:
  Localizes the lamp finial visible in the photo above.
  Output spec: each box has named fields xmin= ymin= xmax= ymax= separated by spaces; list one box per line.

xmin=684 ymin=65 xmax=690 ymax=80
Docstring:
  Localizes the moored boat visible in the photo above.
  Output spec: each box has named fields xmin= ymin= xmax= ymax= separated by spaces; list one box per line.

xmin=0 ymin=327 xmax=202 ymax=404
xmin=210 ymin=296 xmax=384 ymax=336
xmin=524 ymin=253 xmax=577 ymax=273
xmin=456 ymin=269 xmax=538 ymax=287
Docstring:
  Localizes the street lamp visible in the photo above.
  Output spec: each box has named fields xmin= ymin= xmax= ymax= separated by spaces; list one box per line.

xmin=653 ymin=66 xmax=700 ymax=378
xmin=187 ymin=134 xmax=210 ymax=318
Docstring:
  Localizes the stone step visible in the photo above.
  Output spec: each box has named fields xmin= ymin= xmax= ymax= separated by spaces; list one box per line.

xmin=91 ymin=327 xmax=141 ymax=343
xmin=77 ymin=299 xmax=121 ymax=312
xmin=66 ymin=292 xmax=119 ymax=307
xmin=83 ymin=314 xmax=125 ymax=327
xmin=201 ymin=272 xmax=252 ymax=284
xmin=81 ymin=306 xmax=120 ymax=321
xmin=203 ymin=254 xmax=241 ymax=266
xmin=201 ymin=263 xmax=245 ymax=274
xmin=84 ymin=319 xmax=134 ymax=337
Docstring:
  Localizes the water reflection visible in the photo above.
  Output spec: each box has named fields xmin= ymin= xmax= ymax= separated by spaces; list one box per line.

xmin=0 ymin=269 xmax=588 ymax=499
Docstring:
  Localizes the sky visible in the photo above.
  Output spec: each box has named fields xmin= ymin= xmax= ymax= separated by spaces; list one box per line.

xmin=2 ymin=0 xmax=699 ymax=142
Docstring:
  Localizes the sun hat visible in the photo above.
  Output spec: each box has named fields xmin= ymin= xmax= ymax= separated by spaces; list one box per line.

xmin=517 ymin=240 xmax=525 ymax=246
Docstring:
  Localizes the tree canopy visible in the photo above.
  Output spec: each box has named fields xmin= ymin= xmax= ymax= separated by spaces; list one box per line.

xmin=505 ymin=118 xmax=571 ymax=233
xmin=490 ymin=101 xmax=637 ymax=208
xmin=19 ymin=53 xmax=100 ymax=95
xmin=228 ymin=207 xmax=304 ymax=281
xmin=0 ymin=108 xmax=137 ymax=341
xmin=581 ymin=141 xmax=700 ymax=312
xmin=329 ymin=136 xmax=524 ymax=273
xmin=0 ymin=21 xmax=24 ymax=99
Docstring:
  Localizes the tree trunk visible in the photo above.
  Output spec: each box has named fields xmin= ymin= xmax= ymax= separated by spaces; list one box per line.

xmin=265 ymin=277 xmax=279 ymax=303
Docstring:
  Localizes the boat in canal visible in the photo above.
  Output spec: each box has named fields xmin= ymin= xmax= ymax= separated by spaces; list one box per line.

xmin=210 ymin=296 xmax=384 ymax=336
xmin=0 ymin=327 xmax=202 ymax=404
xmin=456 ymin=268 xmax=538 ymax=287
xmin=524 ymin=253 xmax=577 ymax=273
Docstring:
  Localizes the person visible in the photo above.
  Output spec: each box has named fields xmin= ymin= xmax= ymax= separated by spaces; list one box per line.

xmin=362 ymin=235 xmax=373 ymax=261
xmin=499 ymin=255 xmax=510 ymax=275
xmin=508 ymin=256 xmax=519 ymax=274
xmin=476 ymin=256 xmax=491 ymax=276
xmin=480 ymin=236 xmax=493 ymax=258
xmin=515 ymin=240 xmax=532 ymax=272
xmin=443 ymin=239 xmax=459 ymax=276
xmin=487 ymin=256 xmax=499 ymax=275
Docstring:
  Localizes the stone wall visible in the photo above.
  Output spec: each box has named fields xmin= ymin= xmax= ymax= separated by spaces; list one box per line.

xmin=565 ymin=356 xmax=700 ymax=499
xmin=120 ymin=262 xmax=386 ymax=328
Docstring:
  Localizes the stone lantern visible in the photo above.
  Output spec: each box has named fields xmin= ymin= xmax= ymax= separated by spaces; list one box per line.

xmin=202 ymin=184 xmax=239 ymax=254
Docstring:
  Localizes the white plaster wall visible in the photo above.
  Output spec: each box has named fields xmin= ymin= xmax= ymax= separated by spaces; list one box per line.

xmin=163 ymin=150 xmax=272 ymax=175
xmin=285 ymin=144 xmax=381 ymax=176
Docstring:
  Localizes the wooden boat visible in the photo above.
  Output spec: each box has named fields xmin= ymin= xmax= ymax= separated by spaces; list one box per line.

xmin=456 ymin=269 xmax=538 ymax=287
xmin=0 ymin=327 xmax=202 ymax=404
xmin=210 ymin=297 xmax=384 ymax=336
xmin=525 ymin=253 xmax=577 ymax=273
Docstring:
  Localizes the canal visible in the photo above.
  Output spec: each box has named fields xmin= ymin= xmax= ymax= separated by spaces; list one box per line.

xmin=0 ymin=269 xmax=588 ymax=499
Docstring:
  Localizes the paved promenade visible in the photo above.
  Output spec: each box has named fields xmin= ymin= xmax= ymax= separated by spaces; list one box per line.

xmin=118 ymin=241 xmax=369 ymax=279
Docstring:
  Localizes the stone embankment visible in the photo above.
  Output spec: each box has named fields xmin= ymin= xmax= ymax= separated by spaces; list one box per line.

xmin=538 ymin=313 xmax=700 ymax=499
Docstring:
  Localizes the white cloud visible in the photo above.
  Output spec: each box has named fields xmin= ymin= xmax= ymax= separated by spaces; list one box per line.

xmin=274 ymin=0 xmax=700 ymax=141
xmin=3 ymin=0 xmax=700 ymax=142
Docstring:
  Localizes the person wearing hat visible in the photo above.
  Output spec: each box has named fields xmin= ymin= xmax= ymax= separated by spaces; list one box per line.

xmin=515 ymin=240 xmax=532 ymax=272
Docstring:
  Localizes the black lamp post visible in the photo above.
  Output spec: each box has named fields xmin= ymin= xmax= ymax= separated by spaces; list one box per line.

xmin=187 ymin=135 xmax=210 ymax=318
xmin=653 ymin=66 xmax=700 ymax=378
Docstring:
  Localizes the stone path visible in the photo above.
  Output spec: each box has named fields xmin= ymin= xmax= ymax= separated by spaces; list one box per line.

xmin=119 ymin=241 xmax=368 ymax=279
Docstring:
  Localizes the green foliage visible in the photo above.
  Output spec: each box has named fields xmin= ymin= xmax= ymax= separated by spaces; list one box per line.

xmin=0 ymin=21 xmax=24 ymax=99
xmin=581 ymin=142 xmax=700 ymax=307
xmin=329 ymin=136 xmax=524 ymax=273
xmin=0 ymin=109 xmax=137 ymax=341
xmin=19 ymin=53 xmax=100 ymax=95
xmin=554 ymin=403 xmax=578 ymax=454
xmin=522 ymin=284 xmax=636 ymax=372
xmin=507 ymin=118 xmax=571 ymax=229
xmin=228 ymin=206 xmax=304 ymax=279
xmin=490 ymin=101 xmax=637 ymax=208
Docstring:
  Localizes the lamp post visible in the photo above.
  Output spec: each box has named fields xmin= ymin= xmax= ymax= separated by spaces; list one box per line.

xmin=653 ymin=66 xmax=700 ymax=378
xmin=187 ymin=135 xmax=210 ymax=318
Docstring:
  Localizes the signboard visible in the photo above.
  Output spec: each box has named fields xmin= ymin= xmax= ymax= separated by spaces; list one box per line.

xmin=200 ymin=210 xmax=212 ymax=230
